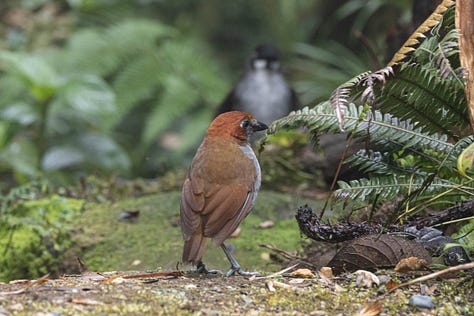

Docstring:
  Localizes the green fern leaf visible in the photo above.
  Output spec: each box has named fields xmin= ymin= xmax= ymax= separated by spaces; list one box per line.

xmin=336 ymin=174 xmax=455 ymax=202
xmin=379 ymin=63 xmax=467 ymax=138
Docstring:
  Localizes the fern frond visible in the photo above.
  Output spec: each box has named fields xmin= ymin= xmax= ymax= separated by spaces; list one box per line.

xmin=359 ymin=66 xmax=394 ymax=104
xmin=330 ymin=70 xmax=371 ymax=131
xmin=379 ymin=63 xmax=468 ymax=138
xmin=329 ymin=87 xmax=349 ymax=132
xmin=345 ymin=150 xmax=395 ymax=175
xmin=436 ymin=43 xmax=455 ymax=79
xmin=329 ymin=67 xmax=394 ymax=131
xmin=272 ymin=102 xmax=453 ymax=156
xmin=336 ymin=174 xmax=455 ymax=202
xmin=388 ymin=0 xmax=455 ymax=66
xmin=112 ymin=53 xmax=162 ymax=122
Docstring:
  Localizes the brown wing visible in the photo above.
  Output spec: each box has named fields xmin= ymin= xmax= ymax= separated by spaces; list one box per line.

xmin=202 ymin=184 xmax=255 ymax=245
xmin=180 ymin=177 xmax=204 ymax=241
xmin=181 ymin=178 xmax=255 ymax=244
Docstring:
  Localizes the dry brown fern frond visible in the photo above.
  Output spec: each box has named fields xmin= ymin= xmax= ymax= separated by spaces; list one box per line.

xmin=388 ymin=0 xmax=455 ymax=66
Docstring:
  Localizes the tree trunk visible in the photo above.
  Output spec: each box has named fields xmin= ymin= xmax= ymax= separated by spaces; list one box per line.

xmin=456 ymin=0 xmax=474 ymax=134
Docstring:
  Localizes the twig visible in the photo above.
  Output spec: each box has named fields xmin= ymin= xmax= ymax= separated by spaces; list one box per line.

xmin=392 ymin=262 xmax=474 ymax=291
xmin=0 ymin=275 xmax=49 ymax=296
xmin=250 ymin=263 xmax=299 ymax=281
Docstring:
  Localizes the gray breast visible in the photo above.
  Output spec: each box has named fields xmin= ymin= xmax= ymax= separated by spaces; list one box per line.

xmin=239 ymin=144 xmax=261 ymax=205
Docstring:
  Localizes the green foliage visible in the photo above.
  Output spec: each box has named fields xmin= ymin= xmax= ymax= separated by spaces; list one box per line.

xmin=452 ymin=220 xmax=474 ymax=255
xmin=291 ymin=42 xmax=369 ymax=105
xmin=0 ymin=13 xmax=229 ymax=182
xmin=0 ymin=48 xmax=129 ymax=183
xmin=259 ymin=130 xmax=320 ymax=189
xmin=0 ymin=182 xmax=84 ymax=281
xmin=268 ymin=5 xmax=473 ymax=220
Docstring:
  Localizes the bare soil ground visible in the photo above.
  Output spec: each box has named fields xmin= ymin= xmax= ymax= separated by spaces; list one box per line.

xmin=0 ymin=268 xmax=472 ymax=315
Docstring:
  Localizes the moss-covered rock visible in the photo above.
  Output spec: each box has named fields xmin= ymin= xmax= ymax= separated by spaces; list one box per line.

xmin=0 ymin=196 xmax=84 ymax=281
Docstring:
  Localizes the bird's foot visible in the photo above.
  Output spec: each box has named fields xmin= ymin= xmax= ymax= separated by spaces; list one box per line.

xmin=225 ymin=266 xmax=260 ymax=277
xmin=196 ymin=261 xmax=222 ymax=275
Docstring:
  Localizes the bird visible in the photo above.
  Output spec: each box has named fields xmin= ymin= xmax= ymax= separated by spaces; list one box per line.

xmin=216 ymin=44 xmax=299 ymax=126
xmin=180 ymin=111 xmax=267 ymax=276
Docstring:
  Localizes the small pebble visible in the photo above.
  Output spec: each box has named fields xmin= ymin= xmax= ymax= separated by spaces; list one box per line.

xmin=408 ymin=295 xmax=436 ymax=309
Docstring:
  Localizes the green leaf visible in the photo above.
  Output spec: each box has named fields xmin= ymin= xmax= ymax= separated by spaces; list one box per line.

xmin=0 ymin=139 xmax=39 ymax=178
xmin=42 ymin=146 xmax=85 ymax=171
xmin=457 ymin=140 xmax=474 ymax=177
xmin=42 ymin=133 xmax=130 ymax=172
xmin=0 ymin=102 xmax=39 ymax=126
xmin=142 ymin=76 xmax=199 ymax=147
xmin=62 ymin=75 xmax=117 ymax=131
xmin=0 ymin=51 xmax=59 ymax=101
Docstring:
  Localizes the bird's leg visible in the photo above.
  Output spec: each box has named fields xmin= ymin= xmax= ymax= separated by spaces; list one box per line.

xmin=196 ymin=260 xmax=222 ymax=275
xmin=221 ymin=243 xmax=260 ymax=277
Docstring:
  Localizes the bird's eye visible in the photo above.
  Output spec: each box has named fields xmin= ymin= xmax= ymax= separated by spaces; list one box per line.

xmin=240 ymin=119 xmax=250 ymax=129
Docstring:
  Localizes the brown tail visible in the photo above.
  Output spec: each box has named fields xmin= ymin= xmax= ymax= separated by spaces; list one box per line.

xmin=182 ymin=233 xmax=209 ymax=265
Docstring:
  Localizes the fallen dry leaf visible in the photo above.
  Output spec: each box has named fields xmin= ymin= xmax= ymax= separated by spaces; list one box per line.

xmin=328 ymin=235 xmax=431 ymax=274
xmin=355 ymin=300 xmax=384 ymax=316
xmin=318 ymin=267 xmax=334 ymax=279
xmin=266 ymin=280 xmax=276 ymax=292
xmin=394 ymin=257 xmax=428 ymax=273
xmin=1 ymin=276 xmax=49 ymax=296
xmin=101 ymin=274 xmax=127 ymax=284
xmin=421 ymin=284 xmax=438 ymax=296
xmin=291 ymin=268 xmax=315 ymax=278
xmin=258 ymin=220 xmax=274 ymax=229
xmin=288 ymin=278 xmax=306 ymax=284
xmin=385 ymin=279 xmax=398 ymax=291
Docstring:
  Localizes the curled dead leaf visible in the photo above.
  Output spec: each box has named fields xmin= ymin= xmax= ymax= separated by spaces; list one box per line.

xmin=327 ymin=235 xmax=431 ymax=275
xmin=318 ymin=267 xmax=334 ymax=279
xmin=291 ymin=268 xmax=315 ymax=278
xmin=355 ymin=300 xmax=383 ymax=316
xmin=385 ymin=279 xmax=398 ymax=291
xmin=288 ymin=278 xmax=305 ymax=284
xmin=394 ymin=257 xmax=428 ymax=273
xmin=258 ymin=220 xmax=274 ymax=229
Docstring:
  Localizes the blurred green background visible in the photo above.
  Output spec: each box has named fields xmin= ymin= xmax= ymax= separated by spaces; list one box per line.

xmin=0 ymin=0 xmax=420 ymax=187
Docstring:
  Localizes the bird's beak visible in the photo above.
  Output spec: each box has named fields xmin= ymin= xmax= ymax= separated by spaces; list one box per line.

xmin=251 ymin=120 xmax=268 ymax=132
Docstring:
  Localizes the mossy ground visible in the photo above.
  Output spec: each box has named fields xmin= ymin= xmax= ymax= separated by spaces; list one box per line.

xmin=1 ymin=190 xmax=473 ymax=315
xmin=69 ymin=190 xmax=325 ymax=274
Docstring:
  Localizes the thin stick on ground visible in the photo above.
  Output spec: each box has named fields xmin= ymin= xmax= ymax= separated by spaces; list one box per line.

xmin=392 ymin=262 xmax=474 ymax=292
xmin=250 ymin=263 xmax=300 ymax=281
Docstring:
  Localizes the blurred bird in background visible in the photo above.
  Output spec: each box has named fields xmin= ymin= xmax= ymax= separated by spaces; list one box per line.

xmin=180 ymin=111 xmax=267 ymax=276
xmin=216 ymin=44 xmax=300 ymax=126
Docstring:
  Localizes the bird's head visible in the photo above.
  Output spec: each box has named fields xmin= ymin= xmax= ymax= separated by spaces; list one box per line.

xmin=206 ymin=111 xmax=268 ymax=144
xmin=251 ymin=44 xmax=280 ymax=71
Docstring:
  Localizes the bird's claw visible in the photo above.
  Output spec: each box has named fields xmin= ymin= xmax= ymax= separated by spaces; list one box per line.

xmin=196 ymin=261 xmax=222 ymax=275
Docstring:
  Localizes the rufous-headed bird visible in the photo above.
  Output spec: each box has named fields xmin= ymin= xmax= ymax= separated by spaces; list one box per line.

xmin=180 ymin=111 xmax=267 ymax=276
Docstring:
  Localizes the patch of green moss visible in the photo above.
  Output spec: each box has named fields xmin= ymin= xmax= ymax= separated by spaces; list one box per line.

xmin=0 ymin=195 xmax=84 ymax=281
